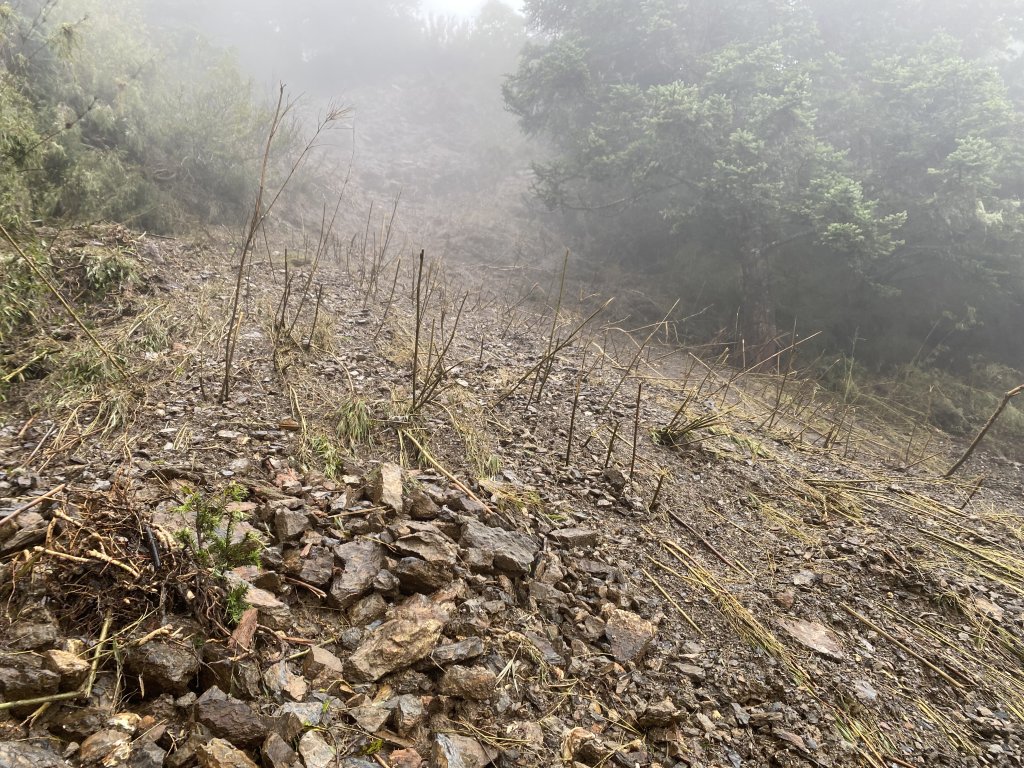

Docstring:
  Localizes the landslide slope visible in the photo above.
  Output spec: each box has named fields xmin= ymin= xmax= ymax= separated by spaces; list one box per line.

xmin=0 ymin=224 xmax=1022 ymax=768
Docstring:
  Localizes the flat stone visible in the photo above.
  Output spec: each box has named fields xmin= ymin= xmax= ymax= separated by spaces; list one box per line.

xmin=604 ymin=609 xmax=656 ymax=663
xmin=348 ymin=593 xmax=388 ymax=625
xmin=7 ymin=621 xmax=59 ymax=650
xmin=459 ymin=519 xmax=538 ymax=576
xmin=329 ymin=540 xmax=386 ymax=608
xmin=408 ymin=489 xmax=439 ymax=520
xmin=347 ymin=597 xmax=449 ymax=682
xmin=548 ymin=527 xmax=599 ymax=548
xmin=129 ymin=741 xmax=167 ymax=768
xmin=438 ymin=665 xmax=496 ymax=701
xmin=239 ymin=585 xmax=291 ymax=630
xmin=298 ymin=730 xmax=335 ymax=768
xmin=0 ymin=741 xmax=70 ymax=768
xmin=196 ymin=738 xmax=259 ymax=768
xmin=195 ymin=686 xmax=269 ymax=747
xmin=430 ymin=637 xmax=485 ymax=666
xmin=391 ymin=524 xmax=458 ymax=565
xmin=348 ymin=703 xmax=391 ymax=732
xmin=303 ymin=646 xmax=344 ymax=680
xmin=388 ymin=748 xmax=423 ymax=768
xmin=779 ymin=618 xmax=846 ymax=660
xmin=262 ymin=661 xmax=308 ymax=701
xmin=126 ymin=639 xmax=200 ymax=695
xmin=638 ymin=698 xmax=681 ymax=728
xmin=394 ymin=557 xmax=453 ymax=593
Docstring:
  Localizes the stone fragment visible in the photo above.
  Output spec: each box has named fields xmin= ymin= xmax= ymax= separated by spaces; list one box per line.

xmin=348 ymin=593 xmax=388 ymax=625
xmin=392 ymin=694 xmax=426 ymax=737
xmin=79 ymin=729 xmax=131 ymax=765
xmin=792 ymin=571 xmax=818 ymax=587
xmin=282 ymin=546 xmax=334 ymax=587
xmin=126 ymin=639 xmax=200 ymax=695
xmin=548 ymin=527 xmax=599 ymax=548
xmin=347 ymin=617 xmax=443 ymax=682
xmin=239 ymin=585 xmax=291 ymax=630
xmin=329 ymin=540 xmax=385 ymax=608
xmin=604 ymin=609 xmax=656 ymax=663
xmin=262 ymin=733 xmax=299 ymax=768
xmin=394 ymin=557 xmax=453 ymax=593
xmin=430 ymin=637 xmax=485 ymax=666
xmin=195 ymin=686 xmax=269 ymax=747
xmin=638 ymin=698 xmax=681 ymax=728
xmin=852 ymin=679 xmax=879 ymax=705
xmin=433 ymin=734 xmax=496 ymax=768
xmin=388 ymin=749 xmax=423 ymax=768
xmin=43 ymin=649 xmax=90 ymax=690
xmin=6 ymin=621 xmax=59 ymax=650
xmin=778 ymin=618 xmax=846 ymax=660
xmin=0 ymin=741 xmax=70 ymax=768
xmin=298 ymin=730 xmax=335 ymax=768
xmin=196 ymin=738 xmax=259 ymax=768
xmin=439 ymin=665 xmax=496 ymax=701
xmin=459 ymin=520 xmax=538 ymax=576
xmin=371 ymin=463 xmax=404 ymax=514
xmin=129 ymin=741 xmax=167 ymax=768
xmin=274 ymin=508 xmax=310 ymax=541
xmin=392 ymin=525 xmax=458 ymax=565
xmin=0 ymin=663 xmax=60 ymax=701
xmin=348 ymin=703 xmax=391 ymax=732
xmin=262 ymin=661 xmax=308 ymax=701
xmin=408 ymin=489 xmax=439 ymax=520
xmin=302 ymin=646 xmax=344 ymax=680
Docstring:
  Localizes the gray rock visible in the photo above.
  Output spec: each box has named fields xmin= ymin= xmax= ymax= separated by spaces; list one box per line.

xmin=391 ymin=694 xmax=426 ymax=737
xmin=348 ymin=593 xmax=388 ymax=625
xmin=0 ymin=741 xmax=70 ymax=768
xmin=391 ymin=524 xmax=458 ymax=565
xmin=433 ymin=734 xmax=496 ymax=768
xmin=0 ymin=663 xmax=60 ymax=701
xmin=407 ymin=489 xmax=440 ymax=520
xmin=371 ymin=463 xmax=404 ymax=514
xmin=283 ymin=546 xmax=334 ymax=587
xmin=347 ymin=703 xmax=390 ymax=732
xmin=329 ymin=540 xmax=385 ymax=608
xmin=273 ymin=508 xmax=309 ymax=542
xmin=126 ymin=639 xmax=200 ymax=695
xmin=6 ymin=621 xmax=59 ymax=650
xmin=548 ymin=527 xmax=599 ymax=548
xmin=460 ymin=520 xmax=538 ymax=575
xmin=394 ymin=557 xmax=453 ymax=593
xmin=347 ymin=598 xmax=449 ymax=682
xmin=128 ymin=741 xmax=167 ymax=768
xmin=853 ymin=679 xmax=879 ymax=705
xmin=302 ymin=647 xmax=344 ymax=680
xmin=195 ymin=686 xmax=269 ymax=747
xmin=261 ymin=733 xmax=299 ymax=768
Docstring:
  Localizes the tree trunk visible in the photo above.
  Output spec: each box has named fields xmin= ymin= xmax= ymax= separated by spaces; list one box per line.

xmin=740 ymin=240 xmax=777 ymax=367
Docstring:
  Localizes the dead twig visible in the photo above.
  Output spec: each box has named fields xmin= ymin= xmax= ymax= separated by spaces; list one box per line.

xmin=944 ymin=384 xmax=1023 ymax=477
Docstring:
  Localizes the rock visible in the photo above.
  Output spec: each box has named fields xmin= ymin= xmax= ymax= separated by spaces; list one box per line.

xmin=852 ymin=679 xmax=879 ymax=705
xmin=43 ymin=649 xmax=90 ymax=690
xmin=0 ymin=663 xmax=60 ymax=701
xmin=52 ymin=706 xmax=110 ymax=741
xmin=348 ymin=703 xmax=391 ymax=732
xmin=392 ymin=694 xmax=426 ymax=737
xmin=392 ymin=523 xmax=459 ymax=564
xmin=561 ymin=728 xmax=607 ymax=764
xmin=274 ymin=508 xmax=310 ymax=541
xmin=639 ymin=698 xmax=681 ymax=728
xmin=196 ymin=739 xmax=259 ymax=768
xmin=239 ymin=585 xmax=291 ymax=630
xmin=430 ymin=637 xmax=485 ymax=666
xmin=282 ymin=546 xmax=334 ymax=587
xmin=303 ymin=647 xmax=344 ymax=681
xmin=348 ymin=593 xmax=388 ymax=625
xmin=0 ymin=741 xmax=70 ymax=768
xmin=129 ymin=741 xmax=167 ymax=768
xmin=778 ymin=618 xmax=846 ymax=660
xmin=262 ymin=733 xmax=299 ymax=768
xmin=126 ymin=639 xmax=200 ymax=695
xmin=408 ymin=489 xmax=440 ymax=520
xmin=329 ymin=540 xmax=385 ymax=608
xmin=604 ymin=609 xmax=656 ymax=663
xmin=371 ymin=463 xmax=404 ymax=514
xmin=433 ymin=734 xmax=496 ymax=768
xmin=262 ymin=661 xmax=308 ymax=701
xmin=548 ymin=528 xmax=599 ymax=548
xmin=388 ymin=748 xmax=423 ymax=768
xmin=298 ymin=730 xmax=335 ymax=768
xmin=775 ymin=590 xmax=796 ymax=610
xmin=439 ymin=665 xmax=496 ymax=701
xmin=195 ymin=686 xmax=269 ymax=747
xmin=394 ymin=557 xmax=453 ymax=593
xmin=347 ymin=612 xmax=444 ymax=682
xmin=460 ymin=520 xmax=538 ymax=576
xmin=6 ymin=621 xmax=59 ymax=650
xmin=792 ymin=571 xmax=818 ymax=587
xmin=79 ymin=729 xmax=131 ymax=765
xmin=678 ymin=664 xmax=705 ymax=683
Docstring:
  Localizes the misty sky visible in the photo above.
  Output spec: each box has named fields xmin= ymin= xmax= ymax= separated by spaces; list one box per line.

xmin=421 ymin=0 xmax=522 ymax=17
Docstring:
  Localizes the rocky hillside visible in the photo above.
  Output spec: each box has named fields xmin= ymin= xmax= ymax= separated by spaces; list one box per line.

xmin=0 ymin=224 xmax=1022 ymax=768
